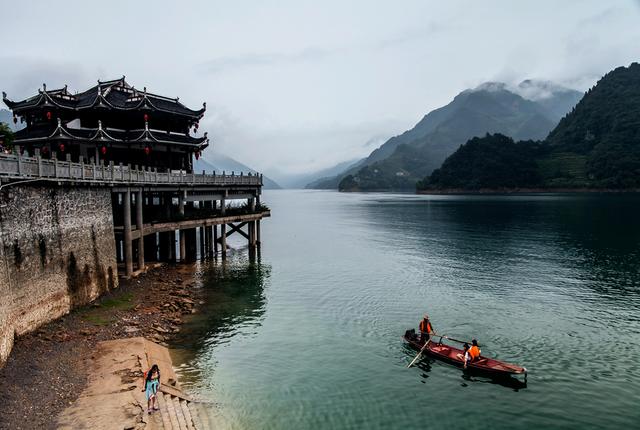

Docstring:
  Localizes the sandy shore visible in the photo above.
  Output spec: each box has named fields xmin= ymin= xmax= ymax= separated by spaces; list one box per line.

xmin=0 ymin=263 xmax=205 ymax=430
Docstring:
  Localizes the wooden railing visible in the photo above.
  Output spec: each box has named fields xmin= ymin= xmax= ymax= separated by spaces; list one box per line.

xmin=0 ymin=152 xmax=263 ymax=187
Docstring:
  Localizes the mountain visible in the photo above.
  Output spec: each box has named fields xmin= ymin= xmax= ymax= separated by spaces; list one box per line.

xmin=194 ymin=152 xmax=282 ymax=189
xmin=267 ymin=158 xmax=362 ymax=189
xmin=304 ymin=158 xmax=366 ymax=189
xmin=0 ymin=109 xmax=14 ymax=130
xmin=335 ymin=81 xmax=582 ymax=191
xmin=419 ymin=63 xmax=640 ymax=191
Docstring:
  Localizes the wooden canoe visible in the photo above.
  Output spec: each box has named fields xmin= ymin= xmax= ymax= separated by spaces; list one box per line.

xmin=403 ymin=330 xmax=527 ymax=379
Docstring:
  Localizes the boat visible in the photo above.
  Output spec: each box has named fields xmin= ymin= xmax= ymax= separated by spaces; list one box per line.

xmin=403 ymin=329 xmax=527 ymax=380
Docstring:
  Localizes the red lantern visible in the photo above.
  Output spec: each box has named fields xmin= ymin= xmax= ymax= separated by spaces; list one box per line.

xmin=195 ymin=151 xmax=200 ymax=160
xmin=59 ymin=143 xmax=65 ymax=152
xmin=46 ymin=111 xmax=52 ymax=120
xmin=42 ymin=146 xmax=49 ymax=155
xmin=143 ymin=113 xmax=149 ymax=122
xmin=144 ymin=146 xmax=151 ymax=155
xmin=100 ymin=145 xmax=107 ymax=155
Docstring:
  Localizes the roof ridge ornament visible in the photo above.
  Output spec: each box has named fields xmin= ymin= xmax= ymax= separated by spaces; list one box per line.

xmin=57 ymin=118 xmax=62 ymax=127
xmin=2 ymin=92 xmax=6 ymax=99
xmin=145 ymin=121 xmax=149 ymax=131
xmin=43 ymin=83 xmax=47 ymax=92
xmin=98 ymin=120 xmax=103 ymax=131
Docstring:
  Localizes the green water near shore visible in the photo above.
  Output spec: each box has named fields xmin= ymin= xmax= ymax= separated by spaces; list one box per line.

xmin=170 ymin=190 xmax=640 ymax=429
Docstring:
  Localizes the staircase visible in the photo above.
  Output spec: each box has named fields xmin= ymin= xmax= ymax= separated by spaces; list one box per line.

xmin=146 ymin=388 xmax=212 ymax=430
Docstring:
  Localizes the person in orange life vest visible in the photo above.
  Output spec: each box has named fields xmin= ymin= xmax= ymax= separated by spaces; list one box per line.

xmin=468 ymin=339 xmax=481 ymax=365
xmin=419 ymin=314 xmax=435 ymax=344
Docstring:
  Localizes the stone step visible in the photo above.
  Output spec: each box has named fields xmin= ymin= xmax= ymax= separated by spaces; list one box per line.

xmin=157 ymin=393 xmax=174 ymax=430
xmin=180 ymin=399 xmax=196 ymax=430
xmin=163 ymin=393 xmax=181 ymax=430
xmin=195 ymin=403 xmax=212 ymax=430
xmin=187 ymin=402 xmax=205 ymax=430
xmin=172 ymin=396 xmax=189 ymax=430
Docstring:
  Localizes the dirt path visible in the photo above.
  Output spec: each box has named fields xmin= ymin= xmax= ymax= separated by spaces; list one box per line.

xmin=0 ymin=263 xmax=205 ymax=430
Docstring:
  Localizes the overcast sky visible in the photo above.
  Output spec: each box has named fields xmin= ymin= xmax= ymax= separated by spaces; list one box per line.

xmin=1 ymin=0 xmax=640 ymax=177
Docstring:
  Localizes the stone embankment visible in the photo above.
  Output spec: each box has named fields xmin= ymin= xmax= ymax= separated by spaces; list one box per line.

xmin=0 ymin=264 xmax=214 ymax=430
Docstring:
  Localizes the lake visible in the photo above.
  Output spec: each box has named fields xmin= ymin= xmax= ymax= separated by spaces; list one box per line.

xmin=169 ymin=190 xmax=640 ymax=429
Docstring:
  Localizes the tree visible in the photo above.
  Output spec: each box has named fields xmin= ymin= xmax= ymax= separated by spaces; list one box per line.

xmin=0 ymin=122 xmax=14 ymax=151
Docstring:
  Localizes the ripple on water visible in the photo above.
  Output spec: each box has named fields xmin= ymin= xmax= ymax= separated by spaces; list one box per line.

xmin=171 ymin=191 xmax=640 ymax=430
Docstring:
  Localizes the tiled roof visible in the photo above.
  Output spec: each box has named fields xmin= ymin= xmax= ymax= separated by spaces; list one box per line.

xmin=3 ymin=78 xmax=206 ymax=118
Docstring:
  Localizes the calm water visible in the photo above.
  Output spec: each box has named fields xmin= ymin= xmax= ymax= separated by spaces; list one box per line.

xmin=170 ymin=190 xmax=640 ymax=430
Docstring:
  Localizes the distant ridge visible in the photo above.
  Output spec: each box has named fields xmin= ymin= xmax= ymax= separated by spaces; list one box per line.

xmin=337 ymin=80 xmax=582 ymax=191
xmin=419 ymin=63 xmax=640 ymax=191
xmin=195 ymin=153 xmax=282 ymax=189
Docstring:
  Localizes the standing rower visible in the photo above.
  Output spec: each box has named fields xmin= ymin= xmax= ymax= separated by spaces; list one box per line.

xmin=418 ymin=314 xmax=435 ymax=344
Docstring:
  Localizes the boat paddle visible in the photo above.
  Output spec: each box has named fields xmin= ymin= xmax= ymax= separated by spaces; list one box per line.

xmin=407 ymin=338 xmax=431 ymax=368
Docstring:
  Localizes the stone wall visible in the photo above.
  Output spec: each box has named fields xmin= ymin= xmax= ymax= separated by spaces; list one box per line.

xmin=0 ymin=185 xmax=118 ymax=366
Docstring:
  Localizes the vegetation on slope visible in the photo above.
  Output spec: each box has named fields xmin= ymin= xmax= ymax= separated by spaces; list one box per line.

xmin=419 ymin=63 xmax=640 ymax=191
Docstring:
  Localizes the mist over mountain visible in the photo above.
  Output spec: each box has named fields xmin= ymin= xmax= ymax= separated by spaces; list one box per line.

xmin=333 ymin=80 xmax=582 ymax=191
xmin=266 ymin=158 xmax=362 ymax=189
xmin=195 ymin=151 xmax=282 ymax=189
xmin=419 ymin=63 xmax=640 ymax=191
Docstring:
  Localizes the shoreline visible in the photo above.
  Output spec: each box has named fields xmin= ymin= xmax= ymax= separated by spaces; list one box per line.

xmin=416 ymin=187 xmax=640 ymax=195
xmin=0 ymin=263 xmax=205 ymax=430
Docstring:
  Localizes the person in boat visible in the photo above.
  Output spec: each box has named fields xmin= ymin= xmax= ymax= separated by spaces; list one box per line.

xmin=457 ymin=343 xmax=471 ymax=368
xmin=418 ymin=314 xmax=435 ymax=344
xmin=468 ymin=339 xmax=481 ymax=364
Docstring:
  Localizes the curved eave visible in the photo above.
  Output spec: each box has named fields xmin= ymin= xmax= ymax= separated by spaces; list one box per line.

xmin=3 ymin=94 xmax=46 ymax=111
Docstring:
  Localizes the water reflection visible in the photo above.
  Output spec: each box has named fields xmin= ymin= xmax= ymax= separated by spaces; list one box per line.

xmin=171 ymin=255 xmax=270 ymax=356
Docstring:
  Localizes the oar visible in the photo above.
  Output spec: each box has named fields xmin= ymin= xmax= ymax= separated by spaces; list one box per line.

xmin=407 ymin=338 xmax=431 ymax=368
xmin=435 ymin=334 xmax=476 ymax=345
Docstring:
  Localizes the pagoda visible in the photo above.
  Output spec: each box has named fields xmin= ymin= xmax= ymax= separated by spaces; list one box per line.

xmin=2 ymin=76 xmax=209 ymax=172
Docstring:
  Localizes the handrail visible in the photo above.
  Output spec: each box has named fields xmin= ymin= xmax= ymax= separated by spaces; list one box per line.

xmin=0 ymin=152 xmax=263 ymax=187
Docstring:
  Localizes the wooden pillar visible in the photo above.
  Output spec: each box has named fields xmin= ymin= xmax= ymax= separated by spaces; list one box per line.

xmin=136 ymin=188 xmax=144 ymax=270
xmin=123 ymin=189 xmax=133 ymax=276
xmin=249 ymin=197 xmax=256 ymax=212
xmin=220 ymin=195 xmax=226 ymax=216
xmin=179 ymin=191 xmax=186 ymax=262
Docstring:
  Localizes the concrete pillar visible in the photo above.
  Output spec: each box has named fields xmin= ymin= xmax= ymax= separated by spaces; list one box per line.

xmin=199 ymin=225 xmax=205 ymax=259
xmin=213 ymin=224 xmax=219 ymax=255
xmin=136 ymin=188 xmax=144 ymax=270
xmin=220 ymin=224 xmax=227 ymax=258
xmin=250 ymin=220 xmax=257 ymax=247
xmin=158 ymin=231 xmax=170 ymax=261
xmin=206 ymin=225 xmax=213 ymax=257
xmin=179 ymin=191 xmax=186 ymax=261
xmin=123 ymin=189 xmax=133 ymax=276
xmin=144 ymin=233 xmax=157 ymax=262
xmin=169 ymin=230 xmax=176 ymax=262
xmin=257 ymin=220 xmax=261 ymax=245
xmin=185 ymin=228 xmax=197 ymax=261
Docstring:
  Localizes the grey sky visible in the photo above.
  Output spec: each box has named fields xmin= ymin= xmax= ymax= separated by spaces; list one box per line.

xmin=1 ymin=1 xmax=639 ymax=176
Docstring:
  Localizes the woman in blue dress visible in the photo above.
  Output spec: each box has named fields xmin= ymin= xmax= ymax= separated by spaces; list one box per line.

xmin=144 ymin=364 xmax=161 ymax=413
